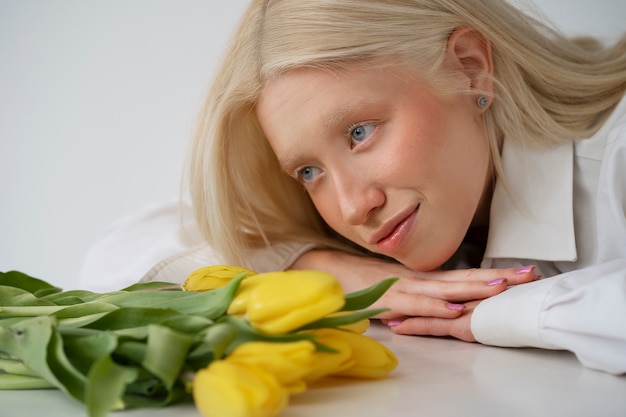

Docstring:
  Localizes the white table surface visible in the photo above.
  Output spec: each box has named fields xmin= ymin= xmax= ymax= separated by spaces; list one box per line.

xmin=2 ymin=322 xmax=625 ymax=417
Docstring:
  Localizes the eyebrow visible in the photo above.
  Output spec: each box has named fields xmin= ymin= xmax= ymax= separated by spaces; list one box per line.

xmin=323 ymin=98 xmax=381 ymax=129
xmin=276 ymin=98 xmax=382 ymax=174
xmin=276 ymin=153 xmax=304 ymax=176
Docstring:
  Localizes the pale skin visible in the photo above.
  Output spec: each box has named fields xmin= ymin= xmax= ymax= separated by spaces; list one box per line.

xmin=256 ymin=28 xmax=537 ymax=342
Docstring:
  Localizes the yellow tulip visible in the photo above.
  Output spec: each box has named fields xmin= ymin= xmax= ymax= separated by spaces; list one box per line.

xmin=226 ymin=274 xmax=261 ymax=316
xmin=322 ymin=328 xmax=398 ymax=379
xmin=302 ymin=328 xmax=355 ymax=383
xmin=228 ymin=270 xmax=345 ymax=334
xmin=227 ymin=341 xmax=316 ymax=393
xmin=193 ymin=360 xmax=288 ymax=417
xmin=183 ymin=265 xmax=257 ymax=292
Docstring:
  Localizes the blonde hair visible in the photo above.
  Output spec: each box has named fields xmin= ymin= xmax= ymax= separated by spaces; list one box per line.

xmin=189 ymin=0 xmax=626 ymax=267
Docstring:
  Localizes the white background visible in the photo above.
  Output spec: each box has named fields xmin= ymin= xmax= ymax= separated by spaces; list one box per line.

xmin=1 ymin=0 xmax=625 ymax=290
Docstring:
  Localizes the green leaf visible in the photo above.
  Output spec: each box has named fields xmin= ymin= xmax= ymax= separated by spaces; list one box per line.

xmin=0 ymin=358 xmax=36 ymax=376
xmin=0 ymin=305 xmax=68 ymax=317
xmin=0 ymin=373 xmax=55 ymax=389
xmin=40 ymin=290 xmax=101 ymax=305
xmin=56 ymin=312 xmax=116 ymax=329
xmin=189 ymin=322 xmax=237 ymax=363
xmin=53 ymin=302 xmax=119 ymax=318
xmin=0 ymin=271 xmax=62 ymax=296
xmin=86 ymin=355 xmax=138 ymax=417
xmin=52 ymin=303 xmax=120 ymax=328
xmin=0 ymin=286 xmax=57 ymax=307
xmin=142 ymin=325 xmax=193 ymax=390
xmin=0 ymin=317 xmax=35 ymax=327
xmin=341 ymin=277 xmax=399 ymax=311
xmin=113 ymin=339 xmax=147 ymax=365
xmin=83 ymin=308 xmax=182 ymax=331
xmin=298 ymin=308 xmax=389 ymax=330
xmin=63 ymin=332 xmax=118 ymax=375
xmin=93 ymin=273 xmax=245 ymax=319
xmin=0 ymin=316 xmax=87 ymax=401
xmin=122 ymin=375 xmax=162 ymax=397
xmin=158 ymin=314 xmax=214 ymax=335
xmin=122 ymin=384 xmax=189 ymax=409
xmin=312 ymin=341 xmax=339 ymax=353
xmin=218 ymin=316 xmax=316 ymax=355
xmin=120 ymin=282 xmax=182 ymax=292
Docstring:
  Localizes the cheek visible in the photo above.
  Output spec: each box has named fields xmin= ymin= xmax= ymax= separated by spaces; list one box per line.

xmin=307 ymin=184 xmax=360 ymax=242
xmin=384 ymin=117 xmax=448 ymax=184
xmin=396 ymin=96 xmax=449 ymax=168
xmin=307 ymin=188 xmax=342 ymax=231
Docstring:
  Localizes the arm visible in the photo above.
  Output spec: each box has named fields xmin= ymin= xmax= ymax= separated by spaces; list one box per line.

xmin=465 ymin=113 xmax=626 ymax=374
xmin=290 ymin=248 xmax=537 ymax=322
xmin=390 ymin=260 xmax=626 ymax=375
xmin=471 ymin=259 xmax=626 ymax=375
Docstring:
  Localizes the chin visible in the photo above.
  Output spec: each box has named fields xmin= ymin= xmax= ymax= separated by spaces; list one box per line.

xmin=396 ymin=256 xmax=444 ymax=272
xmin=398 ymin=246 xmax=457 ymax=272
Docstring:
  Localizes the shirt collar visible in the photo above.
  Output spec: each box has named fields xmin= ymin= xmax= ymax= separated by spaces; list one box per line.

xmin=483 ymin=139 xmax=577 ymax=262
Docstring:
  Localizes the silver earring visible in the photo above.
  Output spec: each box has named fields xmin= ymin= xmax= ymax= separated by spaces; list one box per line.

xmin=477 ymin=96 xmax=489 ymax=109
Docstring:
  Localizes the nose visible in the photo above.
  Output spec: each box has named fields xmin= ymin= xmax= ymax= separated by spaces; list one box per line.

xmin=333 ymin=170 xmax=385 ymax=226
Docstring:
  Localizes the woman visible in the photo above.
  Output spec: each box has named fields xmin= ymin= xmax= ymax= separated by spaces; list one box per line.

xmin=185 ymin=0 xmax=626 ymax=374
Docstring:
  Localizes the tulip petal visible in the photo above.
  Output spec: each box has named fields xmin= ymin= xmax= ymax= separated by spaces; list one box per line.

xmin=193 ymin=361 xmax=288 ymax=417
xmin=244 ymin=271 xmax=345 ymax=334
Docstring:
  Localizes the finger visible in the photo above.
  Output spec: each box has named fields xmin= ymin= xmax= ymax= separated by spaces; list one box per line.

xmin=425 ymin=265 xmax=540 ymax=285
xmin=373 ymin=292 xmax=466 ymax=319
xmin=386 ymin=315 xmax=476 ymax=342
xmin=397 ymin=277 xmax=511 ymax=302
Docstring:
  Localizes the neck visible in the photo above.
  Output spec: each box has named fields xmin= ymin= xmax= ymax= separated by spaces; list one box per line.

xmin=467 ymin=171 xmax=494 ymax=249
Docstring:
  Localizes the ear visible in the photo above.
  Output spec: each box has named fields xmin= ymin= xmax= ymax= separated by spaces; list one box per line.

xmin=446 ymin=27 xmax=494 ymax=106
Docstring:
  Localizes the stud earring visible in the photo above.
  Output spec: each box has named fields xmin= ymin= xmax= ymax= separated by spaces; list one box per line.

xmin=477 ymin=95 xmax=489 ymax=109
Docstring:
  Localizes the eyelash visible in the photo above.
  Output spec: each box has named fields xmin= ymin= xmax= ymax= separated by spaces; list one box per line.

xmin=346 ymin=121 xmax=377 ymax=149
xmin=293 ymin=166 xmax=319 ymax=183
xmin=292 ymin=121 xmax=378 ymax=184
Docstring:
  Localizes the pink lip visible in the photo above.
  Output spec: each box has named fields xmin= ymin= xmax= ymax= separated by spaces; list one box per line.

xmin=373 ymin=205 xmax=419 ymax=255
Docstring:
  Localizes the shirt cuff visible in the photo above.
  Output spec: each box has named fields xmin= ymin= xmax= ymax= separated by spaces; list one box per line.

xmin=471 ymin=277 xmax=561 ymax=350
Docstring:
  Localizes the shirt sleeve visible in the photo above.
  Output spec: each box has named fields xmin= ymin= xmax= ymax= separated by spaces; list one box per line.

xmin=79 ymin=198 xmax=320 ymax=290
xmin=139 ymin=240 xmax=317 ymax=285
xmin=78 ymin=198 xmax=208 ymax=291
xmin=244 ymin=241 xmax=320 ymax=273
xmin=471 ymin=258 xmax=626 ymax=375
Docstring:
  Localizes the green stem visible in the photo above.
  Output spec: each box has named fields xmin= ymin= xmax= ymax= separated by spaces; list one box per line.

xmin=0 ymin=373 xmax=55 ymax=389
xmin=0 ymin=306 xmax=66 ymax=317
xmin=0 ymin=358 xmax=37 ymax=376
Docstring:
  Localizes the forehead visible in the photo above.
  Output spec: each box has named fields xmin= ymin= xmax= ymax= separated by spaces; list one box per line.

xmin=255 ymin=63 xmax=428 ymax=171
xmin=256 ymin=63 xmax=415 ymax=129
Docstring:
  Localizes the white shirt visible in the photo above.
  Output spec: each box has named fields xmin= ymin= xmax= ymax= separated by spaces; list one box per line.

xmin=473 ymin=96 xmax=626 ymax=375
xmin=79 ymin=97 xmax=626 ymax=375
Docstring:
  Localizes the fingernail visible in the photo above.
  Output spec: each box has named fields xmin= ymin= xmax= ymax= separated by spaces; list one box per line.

xmin=515 ymin=265 xmax=535 ymax=274
xmin=533 ymin=274 xmax=542 ymax=281
xmin=487 ymin=278 xmax=507 ymax=286
xmin=447 ymin=303 xmax=465 ymax=311
xmin=387 ymin=320 xmax=402 ymax=327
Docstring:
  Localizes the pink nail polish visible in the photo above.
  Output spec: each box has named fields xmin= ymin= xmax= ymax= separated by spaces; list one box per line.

xmin=447 ymin=303 xmax=465 ymax=311
xmin=533 ymin=274 xmax=542 ymax=281
xmin=487 ymin=278 xmax=507 ymax=286
xmin=515 ymin=265 xmax=535 ymax=274
xmin=388 ymin=320 xmax=402 ymax=327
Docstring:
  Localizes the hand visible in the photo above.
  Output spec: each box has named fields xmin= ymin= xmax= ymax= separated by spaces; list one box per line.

xmin=382 ymin=300 xmax=480 ymax=342
xmin=290 ymin=249 xmax=537 ymax=325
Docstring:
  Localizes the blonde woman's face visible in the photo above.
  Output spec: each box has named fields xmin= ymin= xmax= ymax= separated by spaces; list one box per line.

xmin=257 ymin=64 xmax=492 ymax=271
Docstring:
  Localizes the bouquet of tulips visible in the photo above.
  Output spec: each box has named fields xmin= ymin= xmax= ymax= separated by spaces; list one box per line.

xmin=0 ymin=266 xmax=399 ymax=417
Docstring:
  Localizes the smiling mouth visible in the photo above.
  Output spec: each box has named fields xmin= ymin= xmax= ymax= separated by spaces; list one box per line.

xmin=375 ymin=205 xmax=419 ymax=255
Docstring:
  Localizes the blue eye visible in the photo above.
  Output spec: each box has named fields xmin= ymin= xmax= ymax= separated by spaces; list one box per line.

xmin=298 ymin=166 xmax=321 ymax=182
xmin=350 ymin=123 xmax=375 ymax=144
